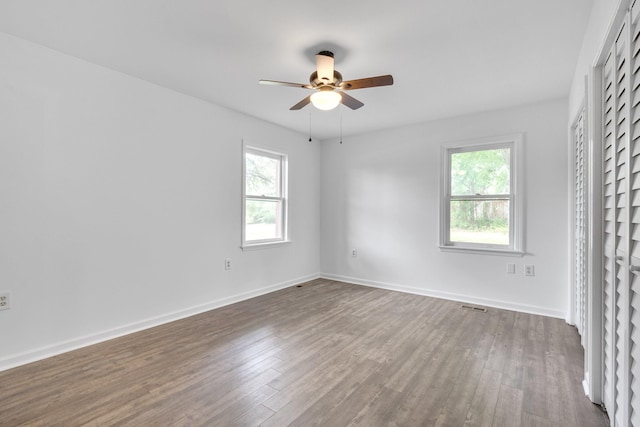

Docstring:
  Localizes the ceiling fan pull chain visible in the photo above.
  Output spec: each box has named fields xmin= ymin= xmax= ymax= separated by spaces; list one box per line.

xmin=308 ymin=109 xmax=312 ymax=142
xmin=339 ymin=105 xmax=343 ymax=145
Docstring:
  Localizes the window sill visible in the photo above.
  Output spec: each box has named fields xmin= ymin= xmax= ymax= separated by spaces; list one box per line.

xmin=439 ymin=245 xmax=525 ymax=257
xmin=241 ymin=240 xmax=291 ymax=251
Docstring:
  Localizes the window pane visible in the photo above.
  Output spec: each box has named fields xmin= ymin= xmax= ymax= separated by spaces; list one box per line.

xmin=450 ymin=199 xmax=509 ymax=245
xmin=451 ymin=148 xmax=510 ymax=196
xmin=246 ymin=152 xmax=280 ymax=197
xmin=245 ymin=199 xmax=282 ymax=241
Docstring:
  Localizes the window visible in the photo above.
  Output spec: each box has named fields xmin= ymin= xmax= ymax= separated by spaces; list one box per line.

xmin=242 ymin=146 xmax=288 ymax=248
xmin=440 ymin=134 xmax=524 ymax=255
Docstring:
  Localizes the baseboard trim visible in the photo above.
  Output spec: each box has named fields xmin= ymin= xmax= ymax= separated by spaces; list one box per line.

xmin=0 ymin=273 xmax=320 ymax=372
xmin=320 ymin=273 xmax=567 ymax=319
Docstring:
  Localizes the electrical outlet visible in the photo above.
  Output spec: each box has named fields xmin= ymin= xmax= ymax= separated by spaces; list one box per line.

xmin=224 ymin=258 xmax=232 ymax=270
xmin=351 ymin=249 xmax=358 ymax=258
xmin=0 ymin=292 xmax=10 ymax=311
xmin=524 ymin=265 xmax=535 ymax=276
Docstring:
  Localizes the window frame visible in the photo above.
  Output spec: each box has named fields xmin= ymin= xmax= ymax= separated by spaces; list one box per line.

xmin=242 ymin=144 xmax=289 ymax=249
xmin=439 ymin=133 xmax=524 ymax=256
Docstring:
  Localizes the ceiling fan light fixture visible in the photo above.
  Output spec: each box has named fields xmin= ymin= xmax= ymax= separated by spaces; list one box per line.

xmin=259 ymin=49 xmax=393 ymax=111
xmin=310 ymin=90 xmax=341 ymax=110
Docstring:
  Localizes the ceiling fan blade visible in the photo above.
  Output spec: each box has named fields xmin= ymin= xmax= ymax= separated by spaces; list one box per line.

xmin=259 ymin=79 xmax=313 ymax=89
xmin=340 ymin=75 xmax=394 ymax=90
xmin=340 ymin=92 xmax=364 ymax=110
xmin=290 ymin=95 xmax=312 ymax=110
xmin=316 ymin=51 xmax=335 ymax=84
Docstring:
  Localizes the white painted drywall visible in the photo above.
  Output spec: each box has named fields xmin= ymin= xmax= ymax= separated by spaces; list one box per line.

xmin=320 ymin=98 xmax=569 ymax=318
xmin=0 ymin=33 xmax=320 ymax=369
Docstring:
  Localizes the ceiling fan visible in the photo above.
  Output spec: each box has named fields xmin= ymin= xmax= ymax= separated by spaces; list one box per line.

xmin=259 ymin=51 xmax=393 ymax=111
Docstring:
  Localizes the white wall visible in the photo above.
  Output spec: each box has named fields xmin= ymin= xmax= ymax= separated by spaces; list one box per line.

xmin=0 ymin=33 xmax=321 ymax=370
xmin=320 ymin=98 xmax=569 ymax=318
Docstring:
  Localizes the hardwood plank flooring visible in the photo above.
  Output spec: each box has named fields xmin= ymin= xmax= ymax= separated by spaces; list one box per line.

xmin=0 ymin=279 xmax=609 ymax=426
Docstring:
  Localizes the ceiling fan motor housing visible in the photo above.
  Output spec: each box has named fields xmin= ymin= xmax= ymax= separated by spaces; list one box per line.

xmin=309 ymin=70 xmax=342 ymax=89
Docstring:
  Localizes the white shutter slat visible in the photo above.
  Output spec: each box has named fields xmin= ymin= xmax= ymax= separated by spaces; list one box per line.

xmin=631 ymin=124 xmax=640 ymax=146
xmin=606 ymin=143 xmax=614 ymax=162
xmin=632 ymin=0 xmax=640 ymax=26
xmin=606 ymin=207 xmax=615 ymax=223
xmin=606 ymin=116 xmax=615 ymax=138
xmin=634 ymin=156 xmax=640 ymax=179
xmin=633 ymin=103 xmax=640 ymax=124
xmin=632 ymin=57 xmax=640 ymax=84
xmin=631 ymin=83 xmax=640 ymax=108
xmin=632 ymin=200 xmax=640 ymax=221
xmin=633 ymin=223 xmax=640 ymax=242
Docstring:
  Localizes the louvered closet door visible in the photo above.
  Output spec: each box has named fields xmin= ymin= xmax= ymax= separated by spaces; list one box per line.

xmin=628 ymin=3 xmax=640 ymax=425
xmin=575 ymin=111 xmax=587 ymax=340
xmin=602 ymin=18 xmax=632 ymax=426
xmin=604 ymin=45 xmax=617 ymax=419
xmin=602 ymin=8 xmax=640 ymax=425
xmin=614 ymin=20 xmax=630 ymax=427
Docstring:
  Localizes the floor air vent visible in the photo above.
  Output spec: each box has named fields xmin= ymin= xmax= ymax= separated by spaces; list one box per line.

xmin=460 ymin=304 xmax=487 ymax=313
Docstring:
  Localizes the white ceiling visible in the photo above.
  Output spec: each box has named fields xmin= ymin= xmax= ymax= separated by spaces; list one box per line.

xmin=0 ymin=0 xmax=593 ymax=140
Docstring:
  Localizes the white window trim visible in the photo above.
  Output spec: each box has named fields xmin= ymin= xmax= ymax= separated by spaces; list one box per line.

xmin=439 ymin=133 xmax=525 ymax=256
xmin=241 ymin=143 xmax=290 ymax=250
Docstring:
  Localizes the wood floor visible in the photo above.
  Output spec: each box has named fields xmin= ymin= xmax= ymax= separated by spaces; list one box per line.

xmin=1 ymin=279 xmax=609 ymax=426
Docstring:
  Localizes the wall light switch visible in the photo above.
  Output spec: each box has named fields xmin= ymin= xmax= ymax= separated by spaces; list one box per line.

xmin=507 ymin=263 xmax=516 ymax=274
